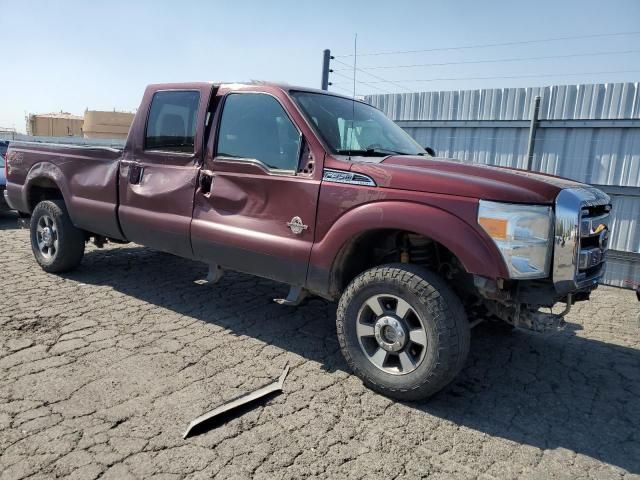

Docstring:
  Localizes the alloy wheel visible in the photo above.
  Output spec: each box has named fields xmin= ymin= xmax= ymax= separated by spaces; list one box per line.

xmin=356 ymin=294 xmax=428 ymax=375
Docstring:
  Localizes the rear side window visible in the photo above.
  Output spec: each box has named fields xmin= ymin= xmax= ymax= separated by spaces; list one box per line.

xmin=145 ymin=90 xmax=200 ymax=153
xmin=216 ymin=93 xmax=301 ymax=172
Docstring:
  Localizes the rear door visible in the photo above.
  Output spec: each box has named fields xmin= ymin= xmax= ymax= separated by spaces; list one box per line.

xmin=191 ymin=90 xmax=322 ymax=286
xmin=118 ymin=86 xmax=212 ymax=258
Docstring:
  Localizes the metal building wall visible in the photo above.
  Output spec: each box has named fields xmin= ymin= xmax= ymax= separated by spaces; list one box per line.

xmin=368 ymin=83 xmax=640 ymax=121
xmin=366 ymin=82 xmax=640 ymax=288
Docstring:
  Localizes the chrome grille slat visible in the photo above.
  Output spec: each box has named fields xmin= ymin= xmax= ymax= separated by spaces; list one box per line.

xmin=578 ymin=205 xmax=610 ymax=273
xmin=578 ymin=247 xmax=605 ymax=270
xmin=580 ymin=213 xmax=611 ymax=237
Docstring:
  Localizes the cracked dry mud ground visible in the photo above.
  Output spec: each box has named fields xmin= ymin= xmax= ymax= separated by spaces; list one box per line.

xmin=0 ymin=213 xmax=639 ymax=480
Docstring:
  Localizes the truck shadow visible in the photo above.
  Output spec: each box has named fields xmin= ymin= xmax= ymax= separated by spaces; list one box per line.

xmin=69 ymin=246 xmax=640 ymax=474
xmin=0 ymin=211 xmax=19 ymax=230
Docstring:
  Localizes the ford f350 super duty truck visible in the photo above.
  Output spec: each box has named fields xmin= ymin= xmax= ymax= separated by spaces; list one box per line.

xmin=4 ymin=82 xmax=611 ymax=400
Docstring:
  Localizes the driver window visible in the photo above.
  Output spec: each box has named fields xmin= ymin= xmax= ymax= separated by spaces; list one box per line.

xmin=216 ymin=93 xmax=301 ymax=172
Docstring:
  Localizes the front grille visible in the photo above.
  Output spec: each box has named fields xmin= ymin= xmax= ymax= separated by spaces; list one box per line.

xmin=576 ymin=203 xmax=610 ymax=285
xmin=553 ymin=187 xmax=611 ymax=295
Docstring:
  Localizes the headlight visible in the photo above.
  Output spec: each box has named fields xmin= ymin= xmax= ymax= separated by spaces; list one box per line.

xmin=478 ymin=200 xmax=553 ymax=279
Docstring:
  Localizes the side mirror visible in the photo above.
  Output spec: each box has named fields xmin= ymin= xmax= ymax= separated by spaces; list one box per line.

xmin=424 ymin=147 xmax=436 ymax=157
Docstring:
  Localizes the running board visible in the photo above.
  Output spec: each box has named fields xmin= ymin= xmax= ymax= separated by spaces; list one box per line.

xmin=206 ymin=264 xmax=224 ymax=284
xmin=273 ymin=286 xmax=308 ymax=306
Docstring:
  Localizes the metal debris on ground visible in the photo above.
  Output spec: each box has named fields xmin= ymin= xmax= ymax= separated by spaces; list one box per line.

xmin=183 ymin=363 xmax=290 ymax=439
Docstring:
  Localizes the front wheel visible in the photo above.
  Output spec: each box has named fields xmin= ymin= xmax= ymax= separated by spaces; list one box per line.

xmin=30 ymin=200 xmax=85 ymax=273
xmin=336 ymin=264 xmax=470 ymax=401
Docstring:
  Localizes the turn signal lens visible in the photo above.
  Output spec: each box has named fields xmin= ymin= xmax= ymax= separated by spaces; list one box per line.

xmin=478 ymin=217 xmax=508 ymax=240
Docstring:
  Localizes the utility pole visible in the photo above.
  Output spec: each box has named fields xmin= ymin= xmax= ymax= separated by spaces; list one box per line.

xmin=525 ymin=95 xmax=541 ymax=171
xmin=321 ymin=49 xmax=331 ymax=90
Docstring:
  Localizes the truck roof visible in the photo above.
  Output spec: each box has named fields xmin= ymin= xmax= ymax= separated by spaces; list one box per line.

xmin=145 ymin=81 xmax=356 ymax=101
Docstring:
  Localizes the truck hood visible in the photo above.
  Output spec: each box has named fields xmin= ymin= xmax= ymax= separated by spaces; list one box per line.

xmin=350 ymin=156 xmax=585 ymax=204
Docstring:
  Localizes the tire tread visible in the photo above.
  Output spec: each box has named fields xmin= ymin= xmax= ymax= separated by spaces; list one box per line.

xmin=336 ymin=263 xmax=470 ymax=401
xmin=30 ymin=200 xmax=85 ymax=273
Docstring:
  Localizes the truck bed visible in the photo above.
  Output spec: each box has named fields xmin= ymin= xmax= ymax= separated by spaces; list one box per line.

xmin=0 ymin=133 xmax=125 ymax=148
xmin=5 ymin=141 xmax=124 ymax=239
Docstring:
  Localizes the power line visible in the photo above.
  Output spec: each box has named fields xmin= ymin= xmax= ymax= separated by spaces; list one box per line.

xmin=332 ymin=69 xmax=640 ymax=85
xmin=333 ymin=48 xmax=640 ymax=71
xmin=331 ymin=70 xmax=393 ymax=94
xmin=334 ymin=30 xmax=640 ymax=58
xmin=328 ymin=84 xmax=354 ymax=95
xmin=331 ymin=57 xmax=414 ymax=93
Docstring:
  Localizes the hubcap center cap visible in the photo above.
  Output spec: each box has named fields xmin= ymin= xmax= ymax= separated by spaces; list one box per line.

xmin=374 ymin=316 xmax=407 ymax=352
xmin=42 ymin=227 xmax=53 ymax=246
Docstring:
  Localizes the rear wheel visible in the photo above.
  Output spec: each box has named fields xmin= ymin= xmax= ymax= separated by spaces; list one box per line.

xmin=30 ymin=200 xmax=85 ymax=272
xmin=336 ymin=264 xmax=470 ymax=401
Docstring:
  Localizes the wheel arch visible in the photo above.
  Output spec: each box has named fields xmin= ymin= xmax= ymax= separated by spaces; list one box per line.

xmin=307 ymin=201 xmax=508 ymax=299
xmin=23 ymin=162 xmax=72 ymax=214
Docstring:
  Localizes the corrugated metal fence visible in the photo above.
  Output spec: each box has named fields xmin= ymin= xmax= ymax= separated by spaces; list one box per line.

xmin=366 ymin=82 xmax=640 ymax=289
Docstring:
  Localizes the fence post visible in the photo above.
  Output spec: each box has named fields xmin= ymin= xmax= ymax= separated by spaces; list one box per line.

xmin=321 ymin=49 xmax=331 ymax=90
xmin=526 ymin=95 xmax=541 ymax=171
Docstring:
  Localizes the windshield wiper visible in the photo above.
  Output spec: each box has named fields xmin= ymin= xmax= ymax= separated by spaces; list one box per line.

xmin=336 ymin=148 xmax=404 ymax=157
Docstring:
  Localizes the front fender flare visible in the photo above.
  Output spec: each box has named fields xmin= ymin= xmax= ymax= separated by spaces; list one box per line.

xmin=307 ymin=201 xmax=508 ymax=297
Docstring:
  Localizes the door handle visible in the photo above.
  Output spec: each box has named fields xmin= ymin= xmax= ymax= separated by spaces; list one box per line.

xmin=199 ymin=171 xmax=214 ymax=195
xmin=129 ymin=164 xmax=144 ymax=184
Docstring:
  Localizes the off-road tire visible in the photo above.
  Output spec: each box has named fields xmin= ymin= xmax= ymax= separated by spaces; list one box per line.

xmin=30 ymin=200 xmax=85 ymax=273
xmin=336 ymin=264 xmax=470 ymax=401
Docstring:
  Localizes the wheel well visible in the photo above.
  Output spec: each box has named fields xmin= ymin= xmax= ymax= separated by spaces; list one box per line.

xmin=28 ymin=178 xmax=64 ymax=212
xmin=330 ymin=229 xmax=471 ymax=298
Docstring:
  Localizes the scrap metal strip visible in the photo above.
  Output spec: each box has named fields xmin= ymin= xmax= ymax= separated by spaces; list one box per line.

xmin=183 ymin=363 xmax=290 ymax=439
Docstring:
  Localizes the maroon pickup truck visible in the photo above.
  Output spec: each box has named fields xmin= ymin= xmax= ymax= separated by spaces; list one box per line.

xmin=4 ymin=82 xmax=611 ymax=400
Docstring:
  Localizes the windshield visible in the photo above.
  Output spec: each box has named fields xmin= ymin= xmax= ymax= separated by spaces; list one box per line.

xmin=290 ymin=91 xmax=425 ymax=157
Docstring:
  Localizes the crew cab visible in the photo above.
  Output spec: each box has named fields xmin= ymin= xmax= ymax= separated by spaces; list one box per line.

xmin=4 ymin=82 xmax=611 ymax=400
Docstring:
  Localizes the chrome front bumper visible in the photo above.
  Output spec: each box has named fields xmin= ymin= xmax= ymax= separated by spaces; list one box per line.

xmin=553 ymin=187 xmax=611 ymax=295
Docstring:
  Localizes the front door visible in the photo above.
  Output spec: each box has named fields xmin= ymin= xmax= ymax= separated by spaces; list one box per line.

xmin=118 ymin=87 xmax=211 ymax=258
xmin=191 ymin=91 xmax=321 ymax=286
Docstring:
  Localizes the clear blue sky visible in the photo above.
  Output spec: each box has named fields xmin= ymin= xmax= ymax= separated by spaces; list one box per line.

xmin=2 ymin=0 xmax=639 ymax=132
